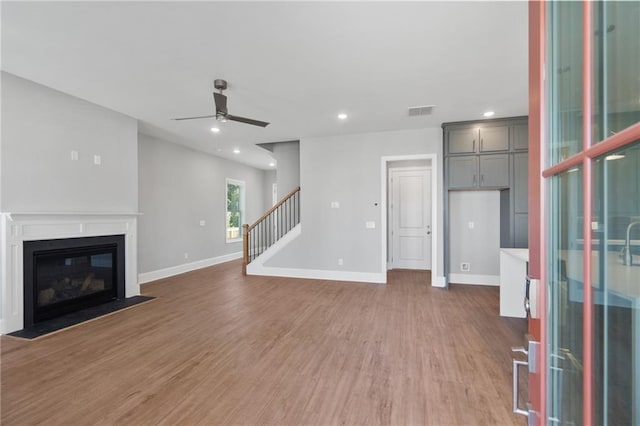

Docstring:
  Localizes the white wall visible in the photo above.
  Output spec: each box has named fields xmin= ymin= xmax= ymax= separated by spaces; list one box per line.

xmin=448 ymin=190 xmax=501 ymax=285
xmin=137 ymin=133 xmax=266 ymax=275
xmin=1 ymin=72 xmax=138 ymax=213
xmin=263 ymin=169 xmax=277 ymax=211
xmin=263 ymin=127 xmax=444 ymax=283
xmin=272 ymin=141 xmax=300 ymax=196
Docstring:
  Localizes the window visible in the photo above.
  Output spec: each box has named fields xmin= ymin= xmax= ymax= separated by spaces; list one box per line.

xmin=225 ymin=179 xmax=245 ymax=242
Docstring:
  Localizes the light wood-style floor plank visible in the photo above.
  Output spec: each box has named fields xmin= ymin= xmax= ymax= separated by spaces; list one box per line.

xmin=1 ymin=260 xmax=526 ymax=425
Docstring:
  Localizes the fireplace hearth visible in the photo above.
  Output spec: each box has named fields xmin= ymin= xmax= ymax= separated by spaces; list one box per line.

xmin=23 ymin=235 xmax=126 ymax=328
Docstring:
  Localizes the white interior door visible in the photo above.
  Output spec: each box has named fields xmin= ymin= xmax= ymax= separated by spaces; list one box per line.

xmin=390 ymin=168 xmax=432 ymax=270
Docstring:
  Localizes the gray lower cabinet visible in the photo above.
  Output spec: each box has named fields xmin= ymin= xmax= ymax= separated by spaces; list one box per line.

xmin=447 ymin=154 xmax=509 ymax=189
xmin=479 ymin=154 xmax=509 ymax=187
xmin=514 ymin=213 xmax=529 ymax=248
xmin=448 ymin=156 xmax=477 ymax=188
xmin=514 ymin=153 xmax=528 ymax=212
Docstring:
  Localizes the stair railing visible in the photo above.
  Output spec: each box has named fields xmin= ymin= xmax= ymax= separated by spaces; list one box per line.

xmin=243 ymin=186 xmax=300 ymax=275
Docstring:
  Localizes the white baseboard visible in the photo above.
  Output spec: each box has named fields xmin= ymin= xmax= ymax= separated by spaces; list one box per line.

xmin=432 ymin=275 xmax=447 ymax=288
xmin=138 ymin=251 xmax=243 ymax=284
xmin=247 ymin=264 xmax=387 ymax=284
xmin=448 ymin=273 xmax=500 ymax=286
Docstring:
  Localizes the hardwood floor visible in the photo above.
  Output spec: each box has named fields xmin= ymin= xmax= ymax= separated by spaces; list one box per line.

xmin=1 ymin=260 xmax=527 ymax=425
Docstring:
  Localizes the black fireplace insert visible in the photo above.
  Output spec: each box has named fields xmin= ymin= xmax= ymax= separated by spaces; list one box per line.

xmin=23 ymin=235 xmax=125 ymax=327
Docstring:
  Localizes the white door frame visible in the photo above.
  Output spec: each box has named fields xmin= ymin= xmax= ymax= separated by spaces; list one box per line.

xmin=381 ymin=154 xmax=440 ymax=286
xmin=388 ymin=166 xmax=432 ymax=270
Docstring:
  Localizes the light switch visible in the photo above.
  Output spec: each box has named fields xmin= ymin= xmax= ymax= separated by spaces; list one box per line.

xmin=93 ymin=155 xmax=102 ymax=165
xmin=70 ymin=150 xmax=79 ymax=161
xmin=366 ymin=221 xmax=376 ymax=229
xmin=468 ymin=221 xmax=475 ymax=229
xmin=199 ymin=220 xmax=206 ymax=227
xmin=331 ymin=202 xmax=340 ymax=209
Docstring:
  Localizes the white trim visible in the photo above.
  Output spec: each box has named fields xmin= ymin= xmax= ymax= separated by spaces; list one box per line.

xmin=448 ymin=273 xmax=500 ymax=286
xmin=432 ymin=275 xmax=447 ymax=288
xmin=138 ymin=251 xmax=243 ymax=284
xmin=381 ymin=154 xmax=444 ymax=286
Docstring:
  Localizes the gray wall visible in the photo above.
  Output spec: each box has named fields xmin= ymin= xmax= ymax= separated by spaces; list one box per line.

xmin=265 ymin=127 xmax=444 ymax=278
xmin=272 ymin=141 xmax=300 ymax=196
xmin=1 ymin=72 xmax=138 ymax=212
xmin=449 ymin=190 xmax=501 ymax=277
xmin=138 ymin=134 xmax=266 ymax=273
xmin=263 ymin=169 xmax=277 ymax=211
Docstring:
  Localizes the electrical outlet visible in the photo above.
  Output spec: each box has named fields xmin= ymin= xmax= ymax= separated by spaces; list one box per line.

xmin=331 ymin=202 xmax=340 ymax=209
xmin=199 ymin=220 xmax=206 ymax=227
xmin=70 ymin=150 xmax=79 ymax=161
xmin=93 ymin=154 xmax=102 ymax=165
xmin=337 ymin=258 xmax=344 ymax=266
xmin=461 ymin=262 xmax=470 ymax=272
xmin=184 ymin=252 xmax=189 ymax=260
xmin=468 ymin=221 xmax=474 ymax=229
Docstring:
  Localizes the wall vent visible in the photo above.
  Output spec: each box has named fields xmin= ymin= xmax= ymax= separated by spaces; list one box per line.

xmin=408 ymin=105 xmax=435 ymax=117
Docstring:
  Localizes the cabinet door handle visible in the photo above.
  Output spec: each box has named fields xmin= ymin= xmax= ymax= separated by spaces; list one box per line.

xmin=472 ymin=139 xmax=476 ymax=152
xmin=473 ymin=174 xmax=477 ymax=186
xmin=480 ymin=138 xmax=484 ymax=151
xmin=481 ymin=174 xmax=485 ymax=185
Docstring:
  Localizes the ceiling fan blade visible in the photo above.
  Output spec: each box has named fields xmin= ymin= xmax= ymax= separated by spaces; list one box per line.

xmin=226 ymin=114 xmax=270 ymax=127
xmin=213 ymin=92 xmax=227 ymax=114
xmin=172 ymin=114 xmax=217 ymax=121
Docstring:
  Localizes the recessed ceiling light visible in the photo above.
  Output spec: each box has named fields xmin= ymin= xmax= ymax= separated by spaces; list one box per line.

xmin=233 ymin=149 xmax=240 ymax=154
xmin=210 ymin=127 xmax=220 ymax=133
xmin=337 ymin=113 xmax=348 ymax=120
xmin=483 ymin=111 xmax=495 ymax=117
xmin=269 ymin=162 xmax=275 ymax=167
xmin=605 ymin=154 xmax=625 ymax=161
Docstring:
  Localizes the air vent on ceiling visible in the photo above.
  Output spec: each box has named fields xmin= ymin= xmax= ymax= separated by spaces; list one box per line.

xmin=408 ymin=105 xmax=435 ymax=117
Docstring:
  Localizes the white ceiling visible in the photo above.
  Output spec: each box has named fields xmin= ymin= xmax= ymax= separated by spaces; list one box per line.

xmin=1 ymin=1 xmax=528 ymax=170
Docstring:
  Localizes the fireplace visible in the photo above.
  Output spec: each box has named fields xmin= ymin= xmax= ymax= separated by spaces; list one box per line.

xmin=23 ymin=235 xmax=125 ymax=328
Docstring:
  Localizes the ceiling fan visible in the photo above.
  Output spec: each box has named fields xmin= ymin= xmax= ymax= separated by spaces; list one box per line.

xmin=172 ymin=79 xmax=269 ymax=127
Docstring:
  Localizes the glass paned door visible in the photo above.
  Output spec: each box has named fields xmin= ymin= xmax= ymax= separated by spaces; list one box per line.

xmin=592 ymin=2 xmax=640 ymax=142
xmin=541 ymin=1 xmax=640 ymax=425
xmin=592 ymin=141 xmax=640 ymax=425
xmin=547 ymin=168 xmax=585 ymax=424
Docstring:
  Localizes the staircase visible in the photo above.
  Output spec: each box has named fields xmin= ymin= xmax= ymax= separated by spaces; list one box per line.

xmin=242 ymin=186 xmax=300 ymax=275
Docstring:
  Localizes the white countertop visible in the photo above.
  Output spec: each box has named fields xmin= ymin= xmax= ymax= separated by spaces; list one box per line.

xmin=500 ymin=248 xmax=529 ymax=263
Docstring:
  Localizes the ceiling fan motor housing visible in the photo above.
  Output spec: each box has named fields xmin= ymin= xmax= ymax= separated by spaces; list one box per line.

xmin=214 ymin=79 xmax=228 ymax=91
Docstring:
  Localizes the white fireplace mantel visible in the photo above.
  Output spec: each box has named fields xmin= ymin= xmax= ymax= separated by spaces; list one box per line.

xmin=0 ymin=212 xmax=140 ymax=334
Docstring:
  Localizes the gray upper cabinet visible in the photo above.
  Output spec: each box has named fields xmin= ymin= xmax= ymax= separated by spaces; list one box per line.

xmin=448 ymin=125 xmax=510 ymax=154
xmin=512 ymin=124 xmax=529 ymax=150
xmin=479 ymin=126 xmax=509 ymax=152
xmin=447 ymin=128 xmax=477 ymax=154
xmin=479 ymin=155 xmax=510 ymax=187
xmin=448 ymin=156 xmax=478 ymax=188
